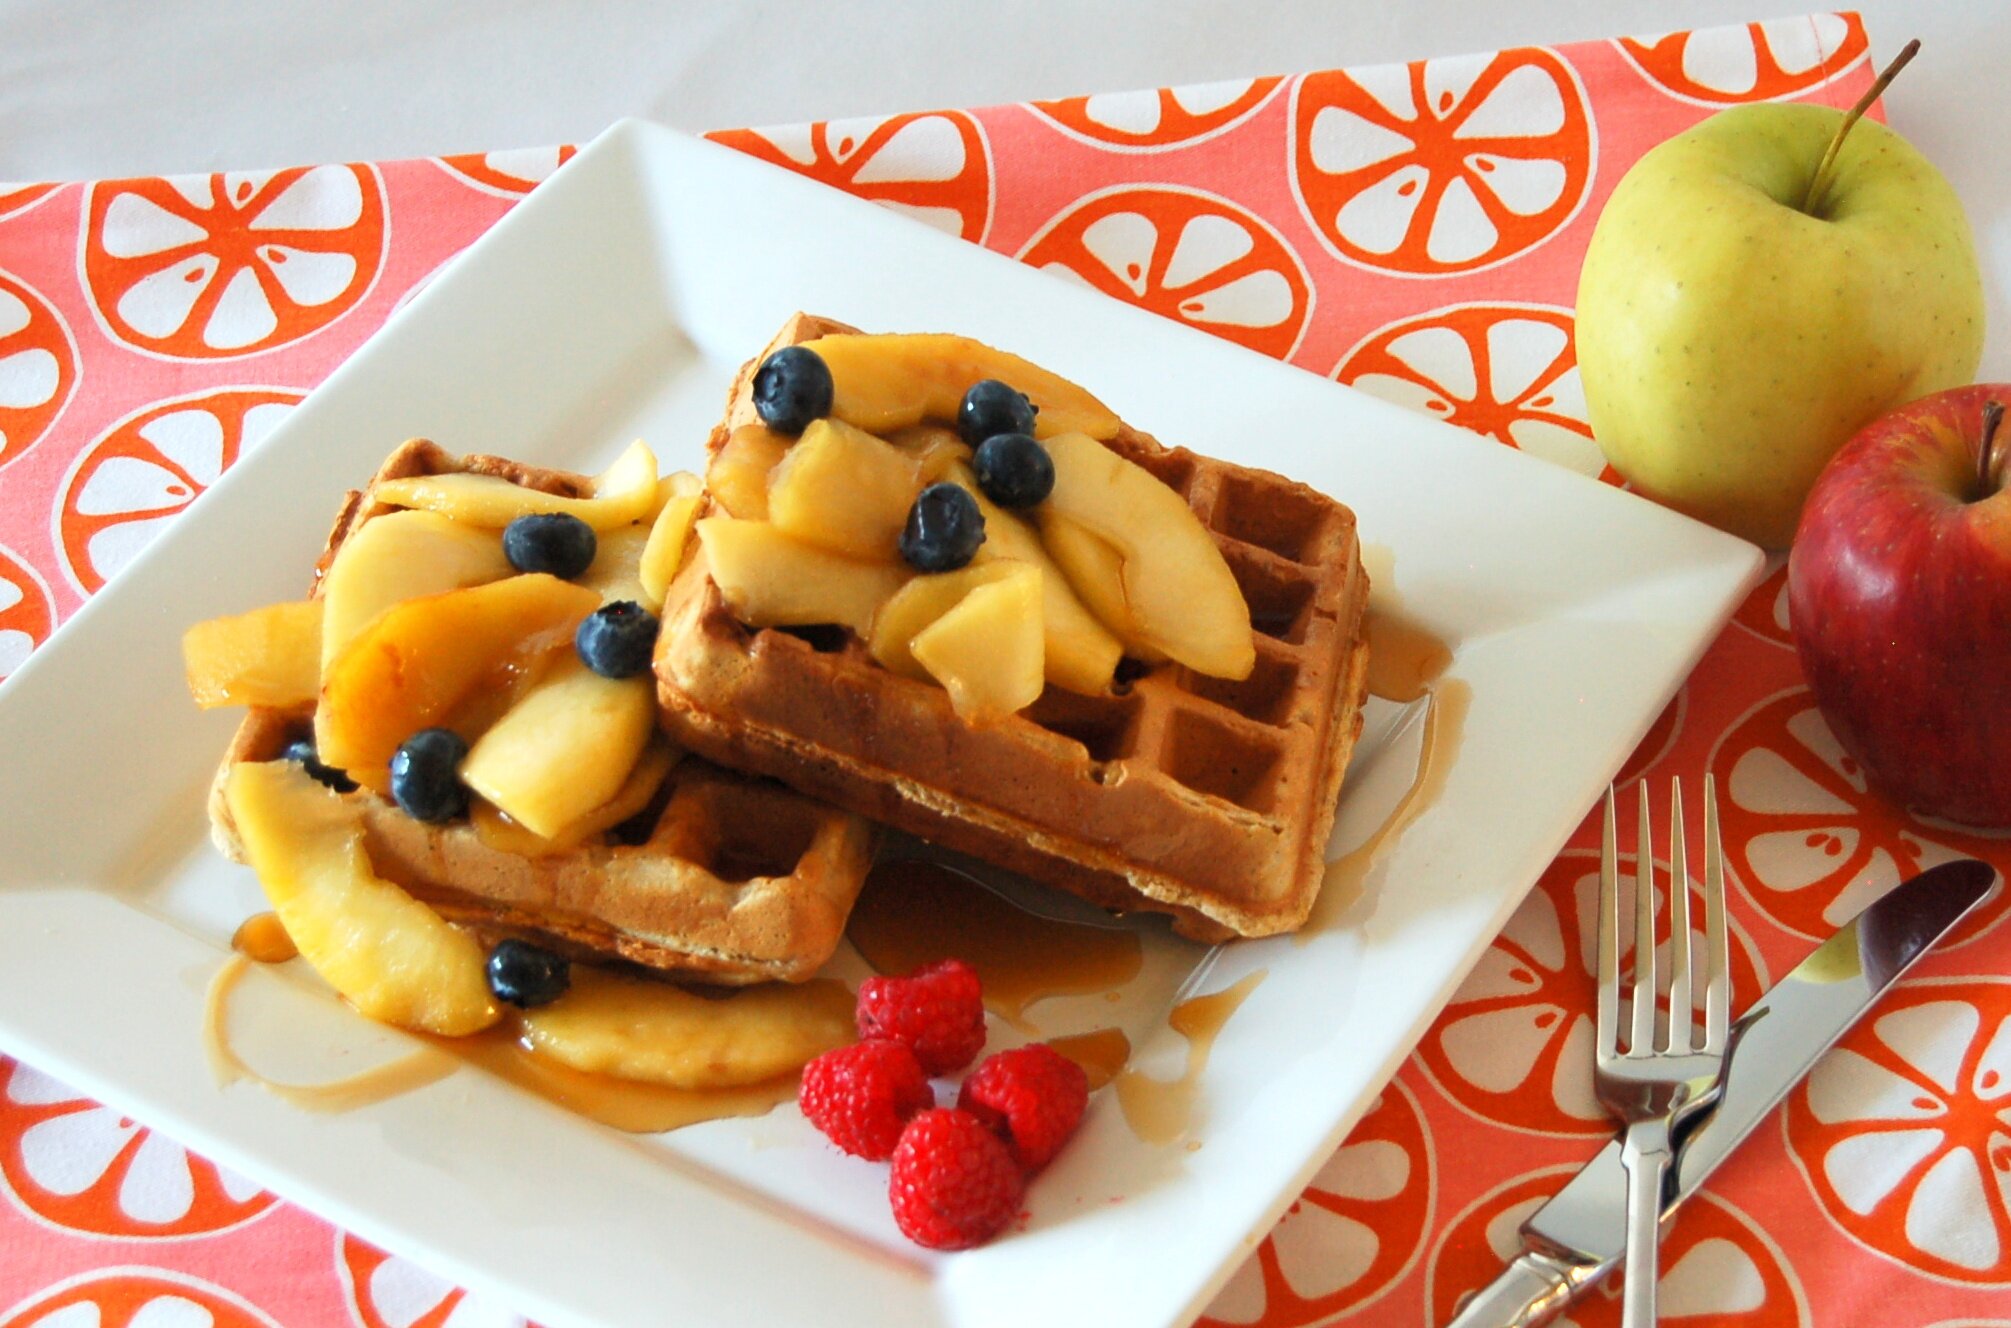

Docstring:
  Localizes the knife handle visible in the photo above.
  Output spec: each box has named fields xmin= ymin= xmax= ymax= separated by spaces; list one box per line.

xmin=1441 ymin=1249 xmax=1594 ymax=1328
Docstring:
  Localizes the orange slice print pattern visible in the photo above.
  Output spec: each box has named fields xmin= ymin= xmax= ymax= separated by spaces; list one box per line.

xmin=1335 ymin=303 xmax=1613 ymax=480
xmin=0 ymin=183 xmax=58 ymax=221
xmin=1708 ymin=688 xmax=2009 ymax=949
xmin=709 ymin=111 xmax=992 ymax=243
xmin=1290 ymin=48 xmax=1593 ymax=277
xmin=0 ymin=1058 xmax=274 ymax=1237
xmin=342 ymin=1233 xmax=540 ymax=1328
xmin=1731 ymin=561 xmax=1794 ymax=648
xmin=0 ymin=1271 xmax=282 ymax=1328
xmin=0 ymin=543 xmax=55 ymax=685
xmin=1020 ymin=186 xmax=1313 ymax=361
xmin=58 ymin=388 xmax=302 ymax=596
xmin=1032 ymin=76 xmax=1283 ymax=151
xmin=1618 ymin=14 xmax=1870 ymax=106
xmin=1199 ymin=1081 xmax=1432 ymax=1326
xmin=438 ymin=145 xmax=578 ymax=197
xmin=1786 ymin=977 xmax=2011 ymax=1285
xmin=1417 ymin=848 xmax=1764 ymax=1137
xmin=1429 ymin=1167 xmax=1808 ymax=1324
xmin=82 ymin=164 xmax=386 ymax=358
xmin=0 ymin=270 xmax=79 ymax=470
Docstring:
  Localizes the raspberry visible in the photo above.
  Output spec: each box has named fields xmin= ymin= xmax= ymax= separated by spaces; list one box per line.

xmin=956 ymin=1044 xmax=1090 ymax=1171
xmin=888 ymin=1108 xmax=1025 ymax=1250
xmin=799 ymin=1039 xmax=933 ymax=1161
xmin=856 ymin=958 xmax=986 ymax=1075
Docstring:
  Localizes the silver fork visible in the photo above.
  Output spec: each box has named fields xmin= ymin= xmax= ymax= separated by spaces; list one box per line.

xmin=1595 ymin=778 xmax=1731 ymax=1328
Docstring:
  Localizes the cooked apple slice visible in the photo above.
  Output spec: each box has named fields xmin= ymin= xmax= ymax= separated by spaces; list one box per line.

xmin=1041 ymin=433 xmax=1252 ymax=679
xmin=224 ymin=760 xmax=499 ymax=1036
xmin=471 ymin=737 xmax=679 ymax=856
xmin=869 ymin=560 xmax=1023 ymax=680
xmin=520 ymin=967 xmax=853 ymax=1088
xmin=910 ymin=562 xmax=1045 ymax=720
xmin=638 ymin=473 xmax=704 ymax=606
xmin=184 ymin=600 xmax=323 ymax=709
xmin=941 ymin=459 xmax=1122 ymax=693
xmin=768 ymin=418 xmax=923 ymax=559
xmin=644 ymin=469 xmax=703 ymax=522
xmin=696 ymin=518 xmax=908 ymax=636
xmin=800 ymin=333 xmax=1121 ymax=441
xmin=319 ymin=509 xmax=513 ymax=670
xmin=706 ymin=424 xmax=791 ymax=520
xmin=316 ymin=574 xmax=600 ymax=791
xmin=459 ymin=655 xmax=657 ymax=839
xmin=885 ymin=425 xmax=974 ymax=484
xmin=369 ymin=440 xmax=659 ymax=531
xmin=577 ymin=523 xmax=652 ymax=607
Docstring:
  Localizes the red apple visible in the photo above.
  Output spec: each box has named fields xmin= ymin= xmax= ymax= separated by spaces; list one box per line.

xmin=1789 ymin=384 xmax=2011 ymax=826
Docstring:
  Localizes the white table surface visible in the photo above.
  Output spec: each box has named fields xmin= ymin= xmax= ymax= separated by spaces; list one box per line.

xmin=3 ymin=0 xmax=2007 ymax=378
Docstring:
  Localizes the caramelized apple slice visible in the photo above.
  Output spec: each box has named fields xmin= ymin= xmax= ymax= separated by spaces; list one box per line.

xmin=869 ymin=560 xmax=1023 ymax=680
xmin=520 ymin=967 xmax=853 ymax=1089
xmin=800 ymin=333 xmax=1120 ymax=441
xmin=471 ymin=738 xmax=679 ymax=857
xmin=1041 ymin=433 xmax=1252 ymax=679
xmin=316 ymin=574 xmax=601 ymax=791
xmin=638 ymin=473 xmax=704 ymax=607
xmin=576 ymin=523 xmax=652 ymax=607
xmin=706 ymin=424 xmax=791 ymax=520
xmin=318 ymin=510 xmax=513 ymax=670
xmin=184 ymin=600 xmax=323 ymax=709
xmin=768 ymin=419 xmax=923 ymax=559
xmin=644 ymin=469 xmax=703 ymax=522
xmin=369 ymin=440 xmax=659 ymax=531
xmin=224 ymin=761 xmax=499 ymax=1036
xmin=910 ymin=562 xmax=1045 ymax=721
xmin=885 ymin=425 xmax=974 ymax=484
xmin=459 ymin=655 xmax=657 ymax=839
xmin=696 ymin=518 xmax=908 ymax=636
xmin=1038 ymin=515 xmax=1161 ymax=665
xmin=942 ymin=459 xmax=1122 ymax=693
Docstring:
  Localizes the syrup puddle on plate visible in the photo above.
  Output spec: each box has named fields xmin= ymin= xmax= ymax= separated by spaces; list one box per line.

xmin=1112 ymin=969 xmax=1267 ymax=1145
xmin=847 ymin=858 xmax=1145 ymax=1031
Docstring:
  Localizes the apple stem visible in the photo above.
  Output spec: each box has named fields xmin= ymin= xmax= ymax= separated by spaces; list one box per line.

xmin=1979 ymin=400 xmax=2004 ymax=499
xmin=1802 ymin=38 xmax=1921 ymax=215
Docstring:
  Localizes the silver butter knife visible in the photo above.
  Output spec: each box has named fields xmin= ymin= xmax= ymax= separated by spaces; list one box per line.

xmin=1447 ymin=857 xmax=1998 ymax=1328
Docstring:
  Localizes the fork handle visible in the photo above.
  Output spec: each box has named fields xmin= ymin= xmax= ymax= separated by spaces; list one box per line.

xmin=1619 ymin=1116 xmax=1672 ymax=1328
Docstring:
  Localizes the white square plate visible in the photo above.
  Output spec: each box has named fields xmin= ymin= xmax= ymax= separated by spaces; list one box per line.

xmin=0 ymin=121 xmax=1763 ymax=1328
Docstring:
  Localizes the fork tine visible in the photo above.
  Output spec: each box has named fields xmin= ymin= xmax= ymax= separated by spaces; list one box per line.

xmin=1702 ymin=774 xmax=1731 ymax=1053
xmin=1664 ymin=780 xmax=1692 ymax=1053
xmin=1597 ymin=787 xmax=1620 ymax=1061
xmin=1631 ymin=782 xmax=1657 ymax=1056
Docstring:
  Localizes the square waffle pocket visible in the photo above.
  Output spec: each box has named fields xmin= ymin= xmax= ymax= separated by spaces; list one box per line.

xmin=206 ymin=438 xmax=876 ymax=985
xmin=654 ymin=315 xmax=1371 ymax=941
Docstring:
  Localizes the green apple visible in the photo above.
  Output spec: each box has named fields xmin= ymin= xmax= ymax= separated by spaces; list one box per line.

xmin=1577 ymin=97 xmax=1982 ymax=548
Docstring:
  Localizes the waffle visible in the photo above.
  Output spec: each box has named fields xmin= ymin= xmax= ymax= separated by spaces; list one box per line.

xmin=206 ymin=439 xmax=877 ymax=985
xmin=654 ymin=315 xmax=1371 ymax=941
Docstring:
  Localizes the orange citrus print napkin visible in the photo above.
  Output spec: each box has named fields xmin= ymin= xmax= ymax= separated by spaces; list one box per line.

xmin=4 ymin=14 xmax=2009 ymax=1327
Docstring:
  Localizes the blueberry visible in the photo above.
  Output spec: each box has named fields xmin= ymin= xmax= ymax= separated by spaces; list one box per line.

xmin=389 ymin=727 xmax=469 ymax=823
xmin=957 ymin=379 xmax=1037 ymax=447
xmin=486 ymin=938 xmax=570 ymax=1009
xmin=899 ymin=483 xmax=986 ymax=572
xmin=971 ymin=432 xmax=1054 ymax=509
xmin=503 ymin=513 xmax=597 ymax=580
xmin=752 ymin=345 xmax=834 ymax=434
xmin=281 ymin=738 xmax=357 ymax=793
xmin=575 ymin=600 xmax=659 ymax=678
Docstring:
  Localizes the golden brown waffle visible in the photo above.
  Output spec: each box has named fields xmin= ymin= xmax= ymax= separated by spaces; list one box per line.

xmin=654 ymin=315 xmax=1371 ymax=940
xmin=207 ymin=439 xmax=877 ymax=984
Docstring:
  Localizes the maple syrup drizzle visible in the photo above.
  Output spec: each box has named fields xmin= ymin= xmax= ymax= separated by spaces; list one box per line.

xmin=1308 ymin=676 xmax=1472 ymax=937
xmin=847 ymin=859 xmax=1144 ymax=1029
xmin=203 ymin=957 xmax=459 ymax=1112
xmin=1113 ymin=969 xmax=1267 ymax=1145
xmin=1047 ymin=1027 xmax=1132 ymax=1092
xmin=230 ymin=912 xmax=297 ymax=964
xmin=1364 ymin=610 xmax=1453 ymax=704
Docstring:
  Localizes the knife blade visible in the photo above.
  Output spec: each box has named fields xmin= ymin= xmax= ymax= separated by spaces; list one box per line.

xmin=1445 ymin=857 xmax=1998 ymax=1328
